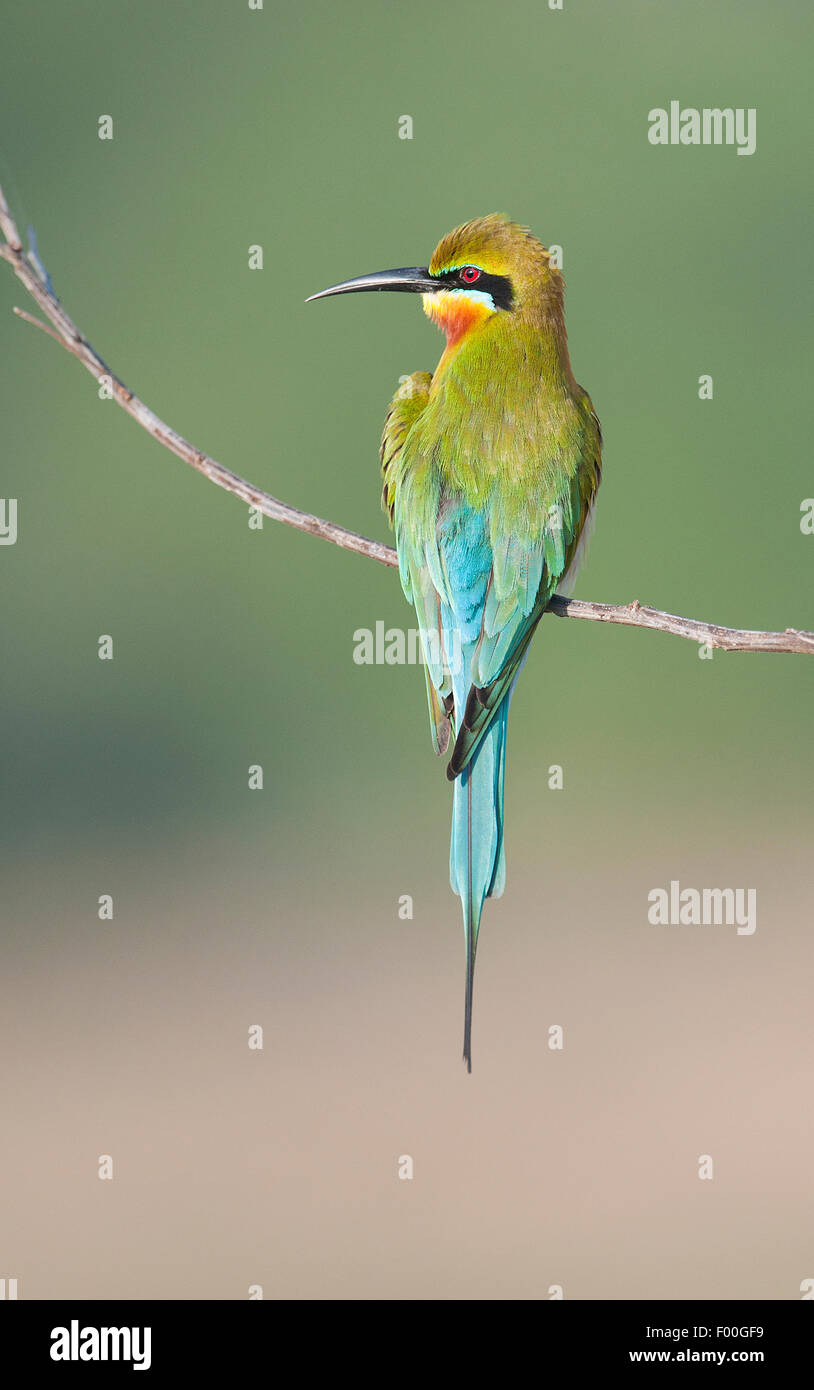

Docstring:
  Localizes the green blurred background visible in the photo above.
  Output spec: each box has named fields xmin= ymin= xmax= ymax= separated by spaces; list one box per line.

xmin=1 ymin=0 xmax=812 ymax=1299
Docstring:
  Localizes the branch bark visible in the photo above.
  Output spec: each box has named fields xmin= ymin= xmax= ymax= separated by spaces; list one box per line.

xmin=1 ymin=179 xmax=811 ymax=655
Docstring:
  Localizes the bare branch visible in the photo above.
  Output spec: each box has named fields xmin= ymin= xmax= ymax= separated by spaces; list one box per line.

xmin=1 ymin=177 xmax=811 ymax=656
xmin=547 ymin=597 xmax=814 ymax=653
xmin=13 ymin=305 xmax=73 ymax=349
xmin=0 ymin=182 xmax=22 ymax=250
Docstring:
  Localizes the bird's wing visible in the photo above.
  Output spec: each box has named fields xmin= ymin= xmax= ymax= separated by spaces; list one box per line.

xmin=381 ymin=373 xmax=432 ymax=525
xmin=445 ymin=404 xmax=602 ymax=780
xmin=381 ymin=372 xmax=454 ymax=755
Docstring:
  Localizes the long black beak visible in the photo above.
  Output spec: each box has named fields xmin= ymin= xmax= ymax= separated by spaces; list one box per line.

xmin=306 ymin=266 xmax=437 ymax=302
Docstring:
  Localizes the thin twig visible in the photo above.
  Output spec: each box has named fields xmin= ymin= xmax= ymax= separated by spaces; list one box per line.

xmin=1 ymin=177 xmax=811 ymax=654
xmin=547 ymin=597 xmax=814 ymax=653
xmin=13 ymin=305 xmax=72 ymax=350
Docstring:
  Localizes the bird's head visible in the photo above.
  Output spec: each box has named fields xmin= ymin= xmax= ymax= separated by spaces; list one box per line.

xmin=307 ymin=214 xmax=562 ymax=351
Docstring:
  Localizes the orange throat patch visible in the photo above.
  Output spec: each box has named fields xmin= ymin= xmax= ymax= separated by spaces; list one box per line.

xmin=422 ymin=289 xmax=493 ymax=354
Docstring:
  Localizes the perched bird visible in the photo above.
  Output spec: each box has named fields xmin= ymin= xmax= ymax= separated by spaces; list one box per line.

xmin=308 ymin=216 xmax=601 ymax=1070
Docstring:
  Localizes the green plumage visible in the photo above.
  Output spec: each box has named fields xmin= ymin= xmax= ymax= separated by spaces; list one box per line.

xmin=312 ymin=213 xmax=601 ymax=1069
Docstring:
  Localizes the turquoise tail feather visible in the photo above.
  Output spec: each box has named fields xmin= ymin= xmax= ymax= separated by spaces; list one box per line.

xmin=450 ymin=694 xmax=509 ymax=1071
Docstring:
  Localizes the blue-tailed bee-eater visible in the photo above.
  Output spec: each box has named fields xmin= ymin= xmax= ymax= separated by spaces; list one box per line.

xmin=308 ymin=215 xmax=602 ymax=1070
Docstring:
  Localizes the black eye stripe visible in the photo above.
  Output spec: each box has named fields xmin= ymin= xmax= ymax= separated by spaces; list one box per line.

xmin=433 ymin=267 xmax=514 ymax=311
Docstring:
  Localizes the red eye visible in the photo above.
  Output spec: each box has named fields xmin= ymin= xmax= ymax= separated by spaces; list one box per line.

xmin=460 ymin=265 xmax=481 ymax=283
